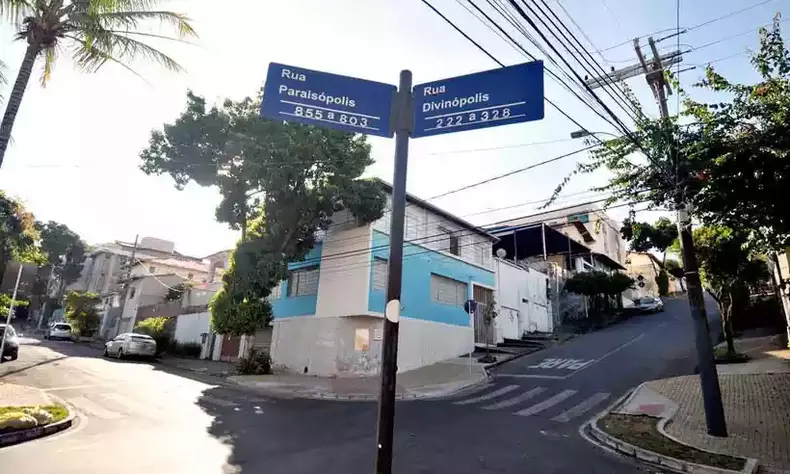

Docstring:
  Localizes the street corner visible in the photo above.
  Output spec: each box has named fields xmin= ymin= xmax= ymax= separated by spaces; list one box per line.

xmin=582 ymin=382 xmax=758 ymax=474
xmin=0 ymin=385 xmax=77 ymax=448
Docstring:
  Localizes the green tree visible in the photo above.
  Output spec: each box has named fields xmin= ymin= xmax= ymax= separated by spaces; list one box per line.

xmin=142 ymin=91 xmax=386 ymax=336
xmin=37 ymin=220 xmax=86 ymax=293
xmin=621 ymin=216 xmax=676 ymax=296
xmin=140 ymin=92 xmax=276 ymax=241
xmin=63 ymin=290 xmax=101 ymax=337
xmin=565 ymin=271 xmax=634 ymax=317
xmin=693 ymin=226 xmax=769 ymax=356
xmin=0 ymin=0 xmax=197 ymax=168
xmin=0 ymin=293 xmax=28 ymax=319
xmin=0 ymin=191 xmax=44 ymax=280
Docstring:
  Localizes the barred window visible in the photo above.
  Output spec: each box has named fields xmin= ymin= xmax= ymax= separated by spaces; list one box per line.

xmin=288 ymin=266 xmax=320 ymax=297
xmin=430 ymin=274 xmax=467 ymax=307
xmin=372 ymin=258 xmax=388 ymax=291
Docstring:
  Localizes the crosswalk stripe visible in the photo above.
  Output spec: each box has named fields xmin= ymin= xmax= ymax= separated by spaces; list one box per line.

xmin=514 ymin=389 xmax=577 ymax=416
xmin=481 ymin=387 xmax=546 ymax=410
xmin=68 ymin=395 xmax=122 ymax=420
xmin=552 ymin=392 xmax=611 ymax=423
xmin=453 ymin=385 xmax=520 ymax=405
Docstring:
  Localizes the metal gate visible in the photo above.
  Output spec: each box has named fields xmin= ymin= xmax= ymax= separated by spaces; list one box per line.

xmin=473 ymin=285 xmax=494 ymax=344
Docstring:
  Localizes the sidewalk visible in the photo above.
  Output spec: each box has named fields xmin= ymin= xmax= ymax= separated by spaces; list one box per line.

xmin=586 ymin=334 xmax=790 ymax=474
xmin=227 ymin=357 xmax=489 ymax=401
xmin=0 ymin=382 xmax=53 ymax=406
xmin=0 ymin=382 xmax=75 ymax=447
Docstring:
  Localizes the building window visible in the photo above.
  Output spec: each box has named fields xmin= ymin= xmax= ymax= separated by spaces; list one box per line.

xmin=187 ymin=272 xmax=194 ymax=280
xmin=430 ymin=274 xmax=467 ymax=307
xmin=288 ymin=266 xmax=320 ymax=297
xmin=269 ymin=283 xmax=282 ymax=300
xmin=449 ymin=234 xmax=460 ymax=256
xmin=149 ymin=266 xmax=156 ymax=274
xmin=372 ymin=258 xmax=388 ymax=291
xmin=129 ymin=287 xmax=136 ymax=299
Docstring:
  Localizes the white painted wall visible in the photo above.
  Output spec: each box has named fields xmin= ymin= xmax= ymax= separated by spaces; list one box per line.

xmin=174 ymin=312 xmax=211 ymax=344
xmin=315 ymin=211 xmax=371 ymax=318
xmin=493 ymin=258 xmax=552 ymax=337
xmin=397 ymin=317 xmax=473 ymax=372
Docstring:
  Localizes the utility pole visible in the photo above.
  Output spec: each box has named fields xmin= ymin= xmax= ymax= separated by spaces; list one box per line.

xmin=585 ymin=38 xmax=727 ymax=436
xmin=114 ymin=234 xmax=139 ymax=339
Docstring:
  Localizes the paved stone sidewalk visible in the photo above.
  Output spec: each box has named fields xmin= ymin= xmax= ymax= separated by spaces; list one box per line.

xmin=0 ymin=382 xmax=53 ymax=406
xmin=645 ymin=335 xmax=790 ymax=471
xmin=228 ymin=357 xmax=489 ymax=400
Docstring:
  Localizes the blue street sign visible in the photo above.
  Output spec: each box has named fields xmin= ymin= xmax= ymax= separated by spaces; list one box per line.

xmin=261 ymin=63 xmax=397 ymax=138
xmin=412 ymin=61 xmax=544 ymax=138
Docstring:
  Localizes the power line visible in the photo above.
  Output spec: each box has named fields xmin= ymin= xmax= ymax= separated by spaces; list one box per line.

xmin=423 ymin=0 xmax=624 ymax=140
xmin=529 ymin=0 xmax=644 ymax=122
xmin=426 ymin=143 xmax=596 ymax=201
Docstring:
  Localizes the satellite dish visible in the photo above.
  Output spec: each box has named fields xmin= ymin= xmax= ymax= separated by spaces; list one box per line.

xmin=496 ymin=248 xmax=507 ymax=259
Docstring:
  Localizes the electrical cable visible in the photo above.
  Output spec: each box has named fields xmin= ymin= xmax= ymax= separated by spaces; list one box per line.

xmin=530 ymin=0 xmax=644 ymax=122
xmin=425 ymin=0 xmax=623 ymax=139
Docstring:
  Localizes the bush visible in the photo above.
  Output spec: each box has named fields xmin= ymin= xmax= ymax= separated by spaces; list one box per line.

xmin=134 ymin=316 xmax=172 ymax=356
xmin=236 ymin=348 xmax=272 ymax=375
xmin=169 ymin=341 xmax=202 ymax=358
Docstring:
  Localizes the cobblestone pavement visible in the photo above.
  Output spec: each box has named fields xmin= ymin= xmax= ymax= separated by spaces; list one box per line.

xmin=0 ymin=382 xmax=53 ymax=406
xmin=649 ymin=373 xmax=790 ymax=470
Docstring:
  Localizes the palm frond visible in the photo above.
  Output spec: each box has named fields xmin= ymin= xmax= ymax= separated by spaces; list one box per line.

xmin=0 ymin=0 xmax=31 ymax=22
xmin=66 ymin=30 xmax=177 ymax=78
xmin=94 ymin=10 xmax=196 ymax=38
xmin=104 ymin=29 xmax=198 ymax=46
xmin=0 ymin=58 xmax=6 ymax=85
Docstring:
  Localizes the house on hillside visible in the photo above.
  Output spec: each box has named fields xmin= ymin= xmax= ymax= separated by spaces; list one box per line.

xmin=268 ymin=182 xmax=498 ymax=377
xmin=625 ymin=252 xmax=683 ymax=300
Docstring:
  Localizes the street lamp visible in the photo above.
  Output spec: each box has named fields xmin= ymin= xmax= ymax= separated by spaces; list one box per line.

xmin=570 ymin=130 xmax=619 ymax=139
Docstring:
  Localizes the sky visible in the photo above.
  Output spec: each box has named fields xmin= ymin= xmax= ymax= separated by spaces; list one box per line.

xmin=0 ymin=0 xmax=787 ymax=257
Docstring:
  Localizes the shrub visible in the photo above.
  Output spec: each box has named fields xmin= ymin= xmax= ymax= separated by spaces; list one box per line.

xmin=169 ymin=340 xmax=202 ymax=358
xmin=236 ymin=348 xmax=272 ymax=375
xmin=135 ymin=316 xmax=172 ymax=356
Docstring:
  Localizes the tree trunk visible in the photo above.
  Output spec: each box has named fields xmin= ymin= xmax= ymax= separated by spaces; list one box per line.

xmin=0 ymin=44 xmax=41 ymax=168
xmin=770 ymin=252 xmax=790 ymax=346
xmin=720 ymin=290 xmax=736 ymax=356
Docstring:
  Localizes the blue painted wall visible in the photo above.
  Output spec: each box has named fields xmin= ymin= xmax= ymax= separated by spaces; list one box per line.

xmin=272 ymin=243 xmax=323 ymax=318
xmin=368 ymin=231 xmax=494 ymax=327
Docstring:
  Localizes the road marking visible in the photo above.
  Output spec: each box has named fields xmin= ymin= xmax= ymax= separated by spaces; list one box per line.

xmin=481 ymin=387 xmax=546 ymax=410
xmin=494 ymin=374 xmax=569 ymax=380
xmin=43 ymin=384 xmax=100 ymax=392
xmin=100 ymin=393 xmax=162 ymax=417
xmin=552 ymin=392 xmax=611 ymax=423
xmin=564 ymin=333 xmax=647 ymax=379
xmin=453 ymin=385 xmax=519 ymax=405
xmin=68 ymin=395 xmax=122 ymax=420
xmin=514 ymin=389 xmax=577 ymax=417
xmin=201 ymin=395 xmax=239 ymax=407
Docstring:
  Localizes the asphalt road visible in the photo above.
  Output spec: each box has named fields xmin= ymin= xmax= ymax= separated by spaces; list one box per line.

xmin=0 ymin=296 xmax=717 ymax=473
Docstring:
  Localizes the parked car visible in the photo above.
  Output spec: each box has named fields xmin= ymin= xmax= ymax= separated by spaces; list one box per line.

xmin=634 ymin=297 xmax=664 ymax=313
xmin=104 ymin=333 xmax=157 ymax=359
xmin=0 ymin=324 xmax=19 ymax=362
xmin=45 ymin=323 xmax=73 ymax=341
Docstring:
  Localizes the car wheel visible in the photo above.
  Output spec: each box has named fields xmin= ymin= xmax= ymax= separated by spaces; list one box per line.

xmin=10 ymin=353 xmax=17 ymax=361
xmin=103 ymin=346 xmax=109 ymax=357
xmin=117 ymin=348 xmax=124 ymax=360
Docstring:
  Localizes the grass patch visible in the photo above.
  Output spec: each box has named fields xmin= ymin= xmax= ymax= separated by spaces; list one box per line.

xmin=598 ymin=413 xmax=745 ymax=471
xmin=0 ymin=405 xmax=69 ymax=434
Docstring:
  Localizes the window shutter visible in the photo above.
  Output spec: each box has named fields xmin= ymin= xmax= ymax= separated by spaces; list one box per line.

xmin=372 ymin=258 xmax=388 ymax=291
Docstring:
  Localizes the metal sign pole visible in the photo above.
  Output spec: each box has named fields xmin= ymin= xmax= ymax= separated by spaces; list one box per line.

xmin=374 ymin=70 xmax=413 ymax=474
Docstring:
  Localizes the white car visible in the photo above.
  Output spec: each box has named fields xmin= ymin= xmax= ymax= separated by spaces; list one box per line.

xmin=45 ymin=323 xmax=73 ymax=341
xmin=104 ymin=333 xmax=157 ymax=359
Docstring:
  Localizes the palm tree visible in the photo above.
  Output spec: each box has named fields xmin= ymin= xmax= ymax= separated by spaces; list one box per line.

xmin=0 ymin=0 xmax=196 ymax=168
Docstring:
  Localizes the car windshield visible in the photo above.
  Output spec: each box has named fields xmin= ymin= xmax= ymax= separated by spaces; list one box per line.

xmin=131 ymin=334 xmax=153 ymax=341
xmin=54 ymin=324 xmax=71 ymax=330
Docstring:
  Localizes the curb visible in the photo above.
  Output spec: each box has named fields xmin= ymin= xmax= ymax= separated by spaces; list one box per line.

xmin=0 ymin=395 xmax=77 ymax=448
xmin=225 ymin=372 xmax=491 ymax=402
xmin=582 ymin=383 xmax=758 ymax=474
xmin=482 ymin=346 xmax=544 ymax=371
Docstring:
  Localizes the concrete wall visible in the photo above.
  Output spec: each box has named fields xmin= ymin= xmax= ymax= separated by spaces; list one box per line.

xmin=494 ymin=258 xmax=552 ymax=338
xmin=174 ymin=311 xmax=211 ymax=344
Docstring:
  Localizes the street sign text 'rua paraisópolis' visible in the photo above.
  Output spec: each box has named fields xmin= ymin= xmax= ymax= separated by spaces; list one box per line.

xmin=260 ymin=60 xmax=544 ymax=474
